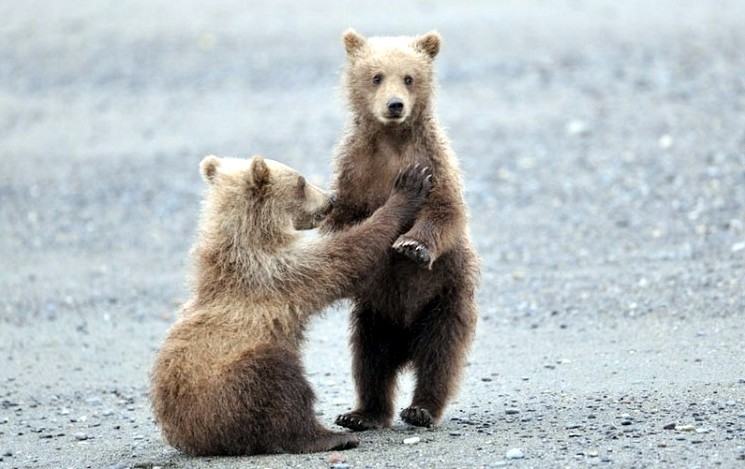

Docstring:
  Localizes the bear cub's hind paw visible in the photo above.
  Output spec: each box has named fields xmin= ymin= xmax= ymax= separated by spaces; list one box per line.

xmin=324 ymin=433 xmax=361 ymax=451
xmin=336 ymin=411 xmax=387 ymax=432
xmin=393 ymin=237 xmax=432 ymax=268
xmin=400 ymin=405 xmax=434 ymax=428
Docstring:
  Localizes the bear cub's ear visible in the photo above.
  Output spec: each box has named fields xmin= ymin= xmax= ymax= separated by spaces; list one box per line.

xmin=200 ymin=155 xmax=220 ymax=184
xmin=343 ymin=28 xmax=367 ymax=58
xmin=414 ymin=31 xmax=441 ymax=59
xmin=250 ymin=156 xmax=271 ymax=188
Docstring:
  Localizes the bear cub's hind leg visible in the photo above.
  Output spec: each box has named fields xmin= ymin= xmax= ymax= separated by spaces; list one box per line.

xmin=335 ymin=305 xmax=407 ymax=431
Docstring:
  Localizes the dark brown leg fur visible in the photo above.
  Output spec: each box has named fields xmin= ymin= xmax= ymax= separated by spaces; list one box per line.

xmin=401 ymin=290 xmax=476 ymax=427
xmin=335 ymin=304 xmax=408 ymax=431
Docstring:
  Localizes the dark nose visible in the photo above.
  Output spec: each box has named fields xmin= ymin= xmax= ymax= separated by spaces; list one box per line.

xmin=387 ymin=98 xmax=404 ymax=116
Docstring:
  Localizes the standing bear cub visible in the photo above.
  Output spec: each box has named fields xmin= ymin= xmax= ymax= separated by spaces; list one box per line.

xmin=150 ymin=155 xmax=432 ymax=455
xmin=323 ymin=30 xmax=479 ymax=430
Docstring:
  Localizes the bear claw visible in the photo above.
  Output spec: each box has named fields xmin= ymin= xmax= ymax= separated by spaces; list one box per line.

xmin=400 ymin=406 xmax=434 ymax=428
xmin=393 ymin=238 xmax=432 ymax=268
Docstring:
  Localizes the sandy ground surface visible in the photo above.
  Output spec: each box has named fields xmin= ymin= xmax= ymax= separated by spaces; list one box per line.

xmin=1 ymin=1 xmax=745 ymax=468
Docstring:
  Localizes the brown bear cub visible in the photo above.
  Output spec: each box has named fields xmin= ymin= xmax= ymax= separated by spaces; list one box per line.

xmin=150 ymin=155 xmax=432 ymax=456
xmin=323 ymin=30 xmax=479 ymax=430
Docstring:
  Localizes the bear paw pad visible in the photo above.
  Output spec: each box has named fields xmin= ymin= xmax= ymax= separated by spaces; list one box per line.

xmin=400 ymin=406 xmax=434 ymax=428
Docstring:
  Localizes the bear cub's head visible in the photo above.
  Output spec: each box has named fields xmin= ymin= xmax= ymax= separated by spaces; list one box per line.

xmin=200 ymin=155 xmax=335 ymax=233
xmin=342 ymin=29 xmax=441 ymax=126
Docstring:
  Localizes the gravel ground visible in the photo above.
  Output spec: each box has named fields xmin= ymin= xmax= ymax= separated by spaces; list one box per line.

xmin=1 ymin=1 xmax=744 ymax=468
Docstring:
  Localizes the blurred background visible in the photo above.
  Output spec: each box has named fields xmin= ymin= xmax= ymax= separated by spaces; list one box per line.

xmin=1 ymin=1 xmax=744 ymax=467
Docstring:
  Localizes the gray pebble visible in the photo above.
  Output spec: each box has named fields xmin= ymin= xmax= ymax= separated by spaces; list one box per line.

xmin=505 ymin=409 xmax=520 ymax=415
xmin=331 ymin=464 xmax=351 ymax=469
xmin=74 ymin=432 xmax=88 ymax=441
xmin=3 ymin=450 xmax=12 ymax=457
xmin=86 ymin=396 xmax=102 ymax=406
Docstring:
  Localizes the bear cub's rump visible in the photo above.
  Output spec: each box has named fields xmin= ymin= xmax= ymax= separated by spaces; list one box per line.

xmin=150 ymin=155 xmax=432 ymax=456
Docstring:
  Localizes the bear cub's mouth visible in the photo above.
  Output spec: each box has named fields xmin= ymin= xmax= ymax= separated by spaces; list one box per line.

xmin=382 ymin=115 xmax=407 ymax=124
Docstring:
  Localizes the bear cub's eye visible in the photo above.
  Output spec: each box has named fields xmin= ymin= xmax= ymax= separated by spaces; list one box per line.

xmin=372 ymin=74 xmax=383 ymax=85
xmin=404 ymin=75 xmax=414 ymax=86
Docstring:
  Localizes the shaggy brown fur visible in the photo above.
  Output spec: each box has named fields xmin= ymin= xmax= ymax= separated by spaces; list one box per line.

xmin=150 ymin=155 xmax=432 ymax=456
xmin=323 ymin=30 xmax=479 ymax=430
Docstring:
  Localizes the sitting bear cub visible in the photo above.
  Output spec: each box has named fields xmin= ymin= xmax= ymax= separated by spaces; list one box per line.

xmin=150 ymin=155 xmax=432 ymax=456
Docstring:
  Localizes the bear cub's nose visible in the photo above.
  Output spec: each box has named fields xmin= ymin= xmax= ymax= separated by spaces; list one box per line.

xmin=387 ymin=98 xmax=404 ymax=116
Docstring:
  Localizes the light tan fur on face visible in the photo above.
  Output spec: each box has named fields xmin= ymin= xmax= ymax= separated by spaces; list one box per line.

xmin=342 ymin=29 xmax=441 ymax=126
xmin=201 ymin=155 xmax=333 ymax=239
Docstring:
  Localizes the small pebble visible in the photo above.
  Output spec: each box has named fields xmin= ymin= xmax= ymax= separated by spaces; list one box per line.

xmin=658 ymin=134 xmax=674 ymax=149
xmin=449 ymin=431 xmax=462 ymax=437
xmin=330 ymin=464 xmax=350 ymax=469
xmin=3 ymin=450 xmax=12 ymax=457
xmin=676 ymin=424 xmax=696 ymax=432
xmin=566 ymin=119 xmax=590 ymax=136
xmin=505 ymin=409 xmax=520 ymax=415
xmin=403 ymin=437 xmax=421 ymax=445
xmin=505 ymin=448 xmax=524 ymax=459
xmin=328 ymin=452 xmax=345 ymax=464
xmin=663 ymin=423 xmax=676 ymax=430
xmin=74 ymin=432 xmax=88 ymax=441
xmin=86 ymin=397 xmax=102 ymax=406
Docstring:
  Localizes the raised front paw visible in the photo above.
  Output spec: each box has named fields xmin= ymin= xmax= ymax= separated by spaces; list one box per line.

xmin=393 ymin=164 xmax=433 ymax=199
xmin=393 ymin=236 xmax=432 ymax=268
xmin=400 ymin=405 xmax=435 ymax=428
xmin=335 ymin=411 xmax=387 ymax=432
